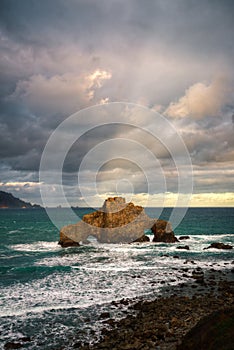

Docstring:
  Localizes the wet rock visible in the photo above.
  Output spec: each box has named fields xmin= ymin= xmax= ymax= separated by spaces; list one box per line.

xmin=4 ymin=343 xmax=22 ymax=350
xmin=4 ymin=337 xmax=31 ymax=350
xmin=171 ymin=316 xmax=183 ymax=328
xmin=182 ymin=273 xmax=190 ymax=278
xmin=99 ymin=312 xmax=110 ymax=319
xmin=74 ymin=341 xmax=83 ymax=348
xmin=184 ymin=260 xmax=195 ymax=264
xmin=119 ymin=298 xmax=129 ymax=306
xmin=58 ymin=232 xmax=80 ymax=247
xmin=208 ymin=280 xmax=217 ymax=286
xmin=177 ymin=245 xmax=190 ymax=250
xmin=19 ymin=337 xmax=31 ymax=342
xmin=179 ymin=235 xmax=190 ymax=240
xmin=204 ymin=242 xmax=233 ymax=250
xmin=111 ymin=301 xmax=119 ymax=307
xmin=131 ymin=234 xmax=150 ymax=243
xmin=192 ymin=268 xmax=204 ymax=283
xmin=152 ymin=220 xmax=178 ymax=243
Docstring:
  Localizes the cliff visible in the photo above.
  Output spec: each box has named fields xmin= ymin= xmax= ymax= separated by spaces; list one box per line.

xmin=0 ymin=191 xmax=41 ymax=209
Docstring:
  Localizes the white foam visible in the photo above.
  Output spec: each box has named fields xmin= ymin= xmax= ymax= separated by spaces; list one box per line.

xmin=9 ymin=241 xmax=61 ymax=252
xmin=189 ymin=233 xmax=234 ymax=241
xmin=2 ymin=235 xmax=233 ymax=349
xmin=8 ymin=229 xmax=20 ymax=234
xmin=0 ymin=302 xmax=100 ymax=318
xmin=0 ymin=252 xmax=189 ymax=319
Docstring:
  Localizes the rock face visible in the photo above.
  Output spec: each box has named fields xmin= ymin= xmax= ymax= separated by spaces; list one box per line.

xmin=204 ymin=242 xmax=233 ymax=250
xmin=151 ymin=220 xmax=178 ymax=243
xmin=59 ymin=197 xmax=179 ymax=247
xmin=59 ymin=197 xmax=156 ymax=246
xmin=58 ymin=232 xmax=80 ymax=248
xmin=178 ymin=308 xmax=234 ymax=350
xmin=82 ymin=197 xmax=145 ymax=228
xmin=0 ymin=190 xmax=41 ymax=209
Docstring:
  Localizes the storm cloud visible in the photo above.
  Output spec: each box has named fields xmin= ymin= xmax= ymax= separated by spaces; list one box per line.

xmin=0 ymin=0 xmax=233 ymax=206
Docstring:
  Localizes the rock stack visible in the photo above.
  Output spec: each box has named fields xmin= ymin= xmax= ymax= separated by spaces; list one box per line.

xmin=59 ymin=197 xmax=178 ymax=247
xmin=151 ymin=220 xmax=178 ymax=243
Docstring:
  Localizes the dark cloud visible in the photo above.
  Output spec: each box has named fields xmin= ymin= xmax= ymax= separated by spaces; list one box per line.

xmin=1 ymin=0 xmax=233 ymax=54
xmin=0 ymin=0 xmax=233 ymax=205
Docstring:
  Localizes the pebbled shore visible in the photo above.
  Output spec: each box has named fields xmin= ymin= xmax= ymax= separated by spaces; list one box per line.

xmin=78 ymin=267 xmax=234 ymax=350
xmin=3 ymin=265 xmax=234 ymax=349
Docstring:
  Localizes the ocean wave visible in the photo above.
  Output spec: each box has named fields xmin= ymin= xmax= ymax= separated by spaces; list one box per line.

xmin=189 ymin=233 xmax=234 ymax=240
xmin=8 ymin=229 xmax=20 ymax=234
xmin=9 ymin=241 xmax=61 ymax=252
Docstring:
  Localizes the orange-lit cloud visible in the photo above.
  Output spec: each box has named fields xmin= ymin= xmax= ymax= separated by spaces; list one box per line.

xmin=165 ymin=77 xmax=232 ymax=119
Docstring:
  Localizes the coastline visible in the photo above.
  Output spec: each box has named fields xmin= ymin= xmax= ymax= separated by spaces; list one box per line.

xmin=77 ymin=265 xmax=234 ymax=350
xmin=1 ymin=205 xmax=233 ymax=349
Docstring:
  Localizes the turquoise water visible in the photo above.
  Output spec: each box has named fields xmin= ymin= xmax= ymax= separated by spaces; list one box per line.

xmin=0 ymin=208 xmax=233 ymax=349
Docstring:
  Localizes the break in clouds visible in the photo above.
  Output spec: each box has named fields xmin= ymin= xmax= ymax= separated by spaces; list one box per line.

xmin=0 ymin=0 xmax=234 ymax=206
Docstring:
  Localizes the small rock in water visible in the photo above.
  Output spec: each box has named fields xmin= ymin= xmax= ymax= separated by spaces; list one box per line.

xmin=4 ymin=343 xmax=22 ymax=350
xmin=182 ymin=273 xmax=190 ymax=278
xmin=131 ymin=234 xmax=150 ymax=243
xmin=179 ymin=236 xmax=190 ymax=240
xmin=192 ymin=268 xmax=204 ymax=283
xmin=19 ymin=337 xmax=31 ymax=342
xmin=152 ymin=220 xmax=178 ymax=243
xmin=99 ymin=312 xmax=110 ymax=319
xmin=184 ymin=259 xmax=195 ymax=264
xmin=177 ymin=245 xmax=190 ymax=250
xmin=74 ymin=341 xmax=83 ymax=348
xmin=204 ymin=242 xmax=233 ymax=250
xmin=4 ymin=337 xmax=31 ymax=350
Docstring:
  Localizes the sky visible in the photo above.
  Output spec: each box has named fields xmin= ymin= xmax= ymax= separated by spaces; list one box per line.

xmin=0 ymin=0 xmax=233 ymax=207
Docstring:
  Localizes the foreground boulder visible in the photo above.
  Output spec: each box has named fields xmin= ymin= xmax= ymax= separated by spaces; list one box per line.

xmin=178 ymin=308 xmax=234 ymax=350
xmin=204 ymin=242 xmax=233 ymax=250
xmin=151 ymin=220 xmax=178 ymax=243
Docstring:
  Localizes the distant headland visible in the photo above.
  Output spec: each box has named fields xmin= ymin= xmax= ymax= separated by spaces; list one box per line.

xmin=0 ymin=190 xmax=42 ymax=209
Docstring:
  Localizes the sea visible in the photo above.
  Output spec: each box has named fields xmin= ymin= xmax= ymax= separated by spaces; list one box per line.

xmin=0 ymin=207 xmax=233 ymax=349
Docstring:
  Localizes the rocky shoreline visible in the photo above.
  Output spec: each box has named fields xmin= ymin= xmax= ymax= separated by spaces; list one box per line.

xmin=76 ymin=266 xmax=234 ymax=350
xmin=4 ymin=265 xmax=234 ymax=349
